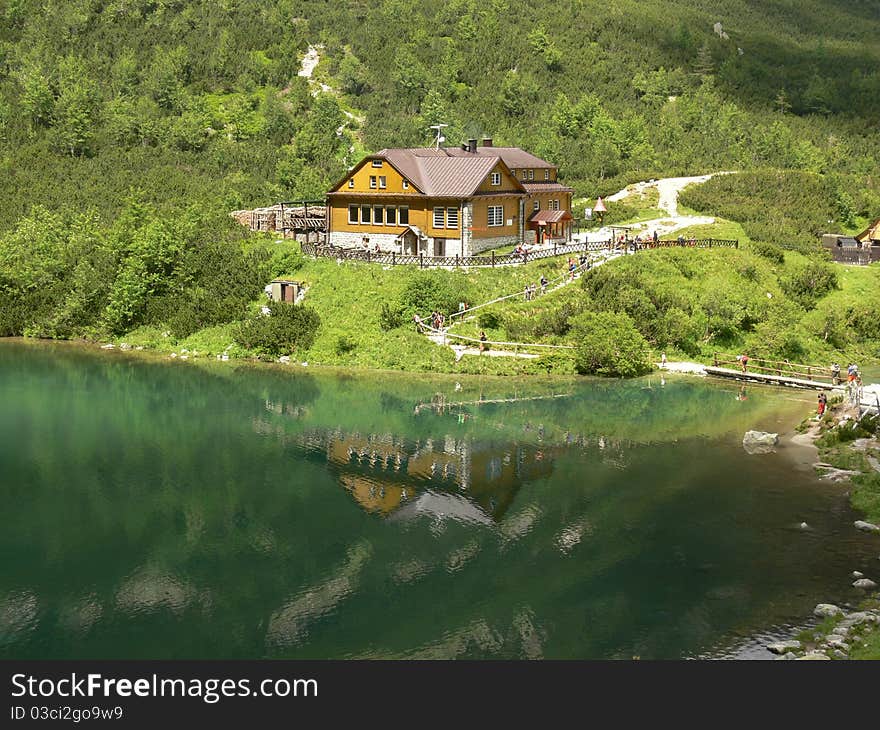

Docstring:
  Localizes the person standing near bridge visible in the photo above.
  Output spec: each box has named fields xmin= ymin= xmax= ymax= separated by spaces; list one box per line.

xmin=740 ymin=353 xmax=749 ymax=373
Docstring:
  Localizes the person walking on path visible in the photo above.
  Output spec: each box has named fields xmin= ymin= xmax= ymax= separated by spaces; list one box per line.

xmin=540 ymin=275 xmax=548 ymax=295
xmin=817 ymin=391 xmax=827 ymax=418
xmin=660 ymin=352 xmax=667 ymax=369
xmin=831 ymin=362 xmax=840 ymax=386
xmin=479 ymin=331 xmax=488 ymax=354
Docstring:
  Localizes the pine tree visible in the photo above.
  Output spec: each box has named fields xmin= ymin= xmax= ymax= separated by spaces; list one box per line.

xmin=692 ymin=43 xmax=715 ymax=78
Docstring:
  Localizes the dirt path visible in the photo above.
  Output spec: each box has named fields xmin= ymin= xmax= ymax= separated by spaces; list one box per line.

xmin=582 ymin=172 xmax=734 ymax=241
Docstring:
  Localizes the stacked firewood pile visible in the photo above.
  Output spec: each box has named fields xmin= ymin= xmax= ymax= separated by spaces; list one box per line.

xmin=230 ymin=203 xmax=327 ymax=242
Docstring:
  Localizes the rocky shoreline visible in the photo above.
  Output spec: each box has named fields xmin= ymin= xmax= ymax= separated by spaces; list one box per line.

xmin=754 ymin=396 xmax=880 ymax=660
xmin=767 ymin=597 xmax=880 ymax=660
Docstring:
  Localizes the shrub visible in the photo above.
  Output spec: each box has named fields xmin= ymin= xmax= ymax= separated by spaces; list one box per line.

xmin=780 ymin=259 xmax=839 ymax=309
xmin=334 ymin=334 xmax=357 ymax=355
xmin=570 ymin=311 xmax=651 ymax=377
xmin=379 ymin=301 xmax=406 ymax=331
xmin=233 ymin=301 xmax=320 ymax=355
xmin=398 ymin=270 xmax=472 ymax=318
xmin=751 ymin=241 xmax=785 ymax=265
xmin=477 ymin=310 xmax=502 ymax=329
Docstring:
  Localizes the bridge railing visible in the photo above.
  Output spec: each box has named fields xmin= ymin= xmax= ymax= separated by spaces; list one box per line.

xmin=712 ymin=352 xmax=839 ymax=384
xmin=300 ymin=238 xmax=737 ymax=268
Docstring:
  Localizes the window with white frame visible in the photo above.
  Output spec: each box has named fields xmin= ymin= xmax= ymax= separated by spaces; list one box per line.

xmin=490 ymin=172 xmax=501 ymax=186
xmin=371 ymin=160 xmax=382 ymax=167
xmin=399 ymin=206 xmax=409 ymax=224
xmin=533 ymin=200 xmax=540 ymax=212
xmin=528 ymin=169 xmax=534 ymax=180
xmin=386 ymin=207 xmax=396 ymax=225
xmin=348 ymin=205 xmax=358 ymax=224
xmin=433 ymin=207 xmax=445 ymax=228
xmin=402 ymin=180 xmax=409 ymax=189
xmin=379 ymin=176 xmax=386 ymax=189
xmin=348 ymin=179 xmax=354 ymax=188
xmin=487 ymin=205 xmax=504 ymax=227
xmin=446 ymin=207 xmax=459 ymax=228
xmin=369 ymin=176 xmax=377 ymax=189
xmin=544 ymin=169 xmax=550 ymax=180
xmin=360 ymin=205 xmax=371 ymax=224
xmin=373 ymin=206 xmax=384 ymax=224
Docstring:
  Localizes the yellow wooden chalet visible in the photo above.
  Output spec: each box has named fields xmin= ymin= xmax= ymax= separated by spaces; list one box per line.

xmin=327 ymin=138 xmax=573 ymax=257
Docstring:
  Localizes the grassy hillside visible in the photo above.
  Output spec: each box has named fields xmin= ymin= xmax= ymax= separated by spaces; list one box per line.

xmin=0 ymin=0 xmax=878 ymax=377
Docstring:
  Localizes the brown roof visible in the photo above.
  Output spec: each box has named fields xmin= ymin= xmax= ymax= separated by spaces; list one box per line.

xmin=522 ymin=181 xmax=574 ymax=194
xmin=330 ymin=145 xmax=559 ymax=199
xmin=528 ymin=210 xmax=573 ymax=224
xmin=441 ymin=146 xmax=557 ymax=169
xmin=372 ymin=147 xmax=527 ymax=197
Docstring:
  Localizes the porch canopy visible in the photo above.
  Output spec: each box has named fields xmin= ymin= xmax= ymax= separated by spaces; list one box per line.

xmin=528 ymin=209 xmax=573 ymax=226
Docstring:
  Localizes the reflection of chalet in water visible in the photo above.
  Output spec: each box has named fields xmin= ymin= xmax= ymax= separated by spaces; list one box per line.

xmin=322 ymin=432 xmax=557 ymax=521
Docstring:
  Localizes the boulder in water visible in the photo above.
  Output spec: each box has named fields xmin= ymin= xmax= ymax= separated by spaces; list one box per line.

xmin=743 ymin=430 xmax=779 ymax=454
xmin=855 ymin=520 xmax=880 ymax=534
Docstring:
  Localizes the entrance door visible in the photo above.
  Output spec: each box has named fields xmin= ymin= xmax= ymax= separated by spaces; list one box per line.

xmin=402 ymin=231 xmax=417 ymax=255
xmin=434 ymin=238 xmax=446 ymax=256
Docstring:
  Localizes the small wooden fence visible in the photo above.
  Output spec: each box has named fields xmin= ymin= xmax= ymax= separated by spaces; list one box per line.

xmin=300 ymin=238 xmax=737 ymax=268
xmin=712 ymin=353 xmax=839 ymax=385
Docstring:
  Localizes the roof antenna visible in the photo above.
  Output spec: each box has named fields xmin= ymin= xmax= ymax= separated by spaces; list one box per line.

xmin=429 ymin=124 xmax=447 ymax=150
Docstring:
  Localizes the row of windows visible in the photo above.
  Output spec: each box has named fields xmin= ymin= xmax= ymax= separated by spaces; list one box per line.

xmin=348 ymin=202 xmax=554 ymax=227
xmin=348 ymin=205 xmax=410 ymax=226
xmin=532 ymin=199 xmax=562 ymax=212
xmin=347 ymin=177 xmax=409 ymax=190
xmin=512 ymin=169 xmax=551 ymax=181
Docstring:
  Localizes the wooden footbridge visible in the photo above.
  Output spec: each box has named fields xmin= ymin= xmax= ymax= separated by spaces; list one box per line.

xmin=705 ymin=353 xmax=843 ymax=390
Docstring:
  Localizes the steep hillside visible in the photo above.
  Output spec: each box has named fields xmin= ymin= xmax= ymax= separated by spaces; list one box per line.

xmin=0 ymin=0 xmax=877 ymax=231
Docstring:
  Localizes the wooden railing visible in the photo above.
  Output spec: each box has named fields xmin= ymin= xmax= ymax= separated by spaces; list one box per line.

xmin=300 ymin=238 xmax=737 ymax=268
xmin=712 ymin=352 xmax=840 ymax=384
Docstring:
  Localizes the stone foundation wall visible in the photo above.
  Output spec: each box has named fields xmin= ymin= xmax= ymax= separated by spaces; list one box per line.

xmin=467 ymin=234 xmax=520 ymax=256
xmin=328 ymin=231 xmax=400 ymax=250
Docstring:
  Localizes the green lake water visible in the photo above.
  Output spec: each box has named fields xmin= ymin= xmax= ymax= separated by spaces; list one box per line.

xmin=1 ymin=340 xmax=878 ymax=659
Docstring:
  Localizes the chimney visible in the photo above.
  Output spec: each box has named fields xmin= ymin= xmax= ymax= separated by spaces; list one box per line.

xmin=481 ymin=137 xmax=493 ymax=147
xmin=468 ymin=138 xmax=477 ymax=153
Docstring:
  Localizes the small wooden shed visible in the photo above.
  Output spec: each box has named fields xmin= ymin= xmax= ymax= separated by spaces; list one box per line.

xmin=269 ymin=279 xmax=301 ymax=303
